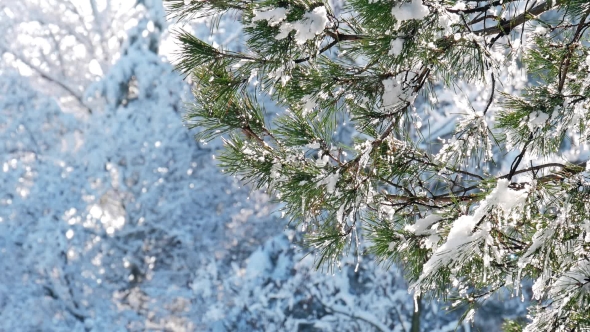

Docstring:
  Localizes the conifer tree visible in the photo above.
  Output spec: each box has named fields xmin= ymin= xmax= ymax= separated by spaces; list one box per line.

xmin=168 ymin=0 xmax=590 ymax=330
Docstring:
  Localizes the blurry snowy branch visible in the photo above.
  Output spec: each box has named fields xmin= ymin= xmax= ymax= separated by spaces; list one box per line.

xmin=0 ymin=0 xmax=142 ymax=114
xmin=0 ymin=0 xmax=285 ymax=330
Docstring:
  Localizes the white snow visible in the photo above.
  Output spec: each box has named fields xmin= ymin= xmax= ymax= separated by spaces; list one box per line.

xmin=550 ymin=260 xmax=590 ymax=297
xmin=382 ymin=73 xmax=416 ymax=107
xmin=301 ymin=95 xmax=317 ymax=116
xmin=527 ymin=111 xmax=549 ymax=130
xmin=270 ymin=161 xmax=282 ymax=179
xmin=267 ymin=62 xmax=294 ymax=86
xmin=316 ymin=171 xmax=340 ymax=194
xmin=405 ymin=214 xmax=442 ymax=235
xmin=388 ymin=38 xmax=404 ymax=56
xmin=306 ymin=142 xmax=321 ymax=149
xmin=316 ymin=151 xmax=330 ymax=167
xmin=89 ymin=59 xmax=103 ymax=76
xmin=405 ymin=214 xmax=442 ymax=250
xmin=392 ymin=0 xmax=430 ymax=24
xmin=252 ymin=7 xmax=288 ymax=27
xmin=275 ymin=6 xmax=329 ymax=44
xmin=415 ymin=180 xmax=529 ymax=287
xmin=486 ymin=179 xmax=529 ymax=213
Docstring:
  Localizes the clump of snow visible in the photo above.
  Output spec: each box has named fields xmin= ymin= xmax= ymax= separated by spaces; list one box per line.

xmin=356 ymin=141 xmax=373 ymax=169
xmin=414 ymin=179 xmax=529 ymax=289
xmin=449 ymin=2 xmax=466 ymax=11
xmin=270 ymin=161 xmax=282 ymax=179
xmin=527 ymin=111 xmax=549 ymax=130
xmin=438 ymin=11 xmax=460 ymax=34
xmin=405 ymin=214 xmax=442 ymax=235
xmin=486 ymin=179 xmax=529 ymax=213
xmin=380 ymin=204 xmax=396 ymax=220
xmin=424 ymin=232 xmax=440 ymax=250
xmin=267 ymin=62 xmax=294 ymax=87
xmin=301 ymin=95 xmax=317 ymax=116
xmin=252 ymin=7 xmax=288 ymax=27
xmin=382 ymin=73 xmax=416 ymax=107
xmin=518 ymin=226 xmax=555 ymax=269
xmin=316 ymin=151 xmax=330 ymax=167
xmin=550 ymin=260 xmax=590 ymax=298
xmin=275 ymin=6 xmax=329 ymax=44
xmin=388 ymin=38 xmax=404 ymax=56
xmin=534 ymin=25 xmax=547 ymax=35
xmin=306 ymin=141 xmax=321 ymax=149
xmin=316 ymin=171 xmax=340 ymax=194
xmin=382 ymin=77 xmax=405 ymax=107
xmin=405 ymin=214 xmax=442 ymax=250
xmin=392 ymin=0 xmax=430 ymax=24
xmin=426 ymin=214 xmax=477 ymax=269
xmin=532 ymin=274 xmax=548 ymax=300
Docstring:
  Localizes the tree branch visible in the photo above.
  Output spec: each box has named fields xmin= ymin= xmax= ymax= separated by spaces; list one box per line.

xmin=0 ymin=45 xmax=92 ymax=114
xmin=472 ymin=2 xmax=554 ymax=37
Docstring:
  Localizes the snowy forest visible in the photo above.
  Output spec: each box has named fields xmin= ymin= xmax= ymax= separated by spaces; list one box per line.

xmin=1 ymin=0 xmax=588 ymax=331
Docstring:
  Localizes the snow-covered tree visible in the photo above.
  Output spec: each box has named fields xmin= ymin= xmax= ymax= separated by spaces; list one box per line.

xmin=0 ymin=1 xmax=281 ymax=330
xmin=170 ymin=0 xmax=590 ymax=330
xmin=0 ymin=0 xmax=146 ymax=114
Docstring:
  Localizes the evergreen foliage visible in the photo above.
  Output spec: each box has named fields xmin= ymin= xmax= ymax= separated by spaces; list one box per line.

xmin=169 ymin=0 xmax=590 ymax=330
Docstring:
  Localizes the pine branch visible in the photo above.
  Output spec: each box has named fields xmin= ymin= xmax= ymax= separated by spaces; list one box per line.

xmin=172 ymin=1 xmax=590 ymax=328
xmin=472 ymin=2 xmax=553 ymax=38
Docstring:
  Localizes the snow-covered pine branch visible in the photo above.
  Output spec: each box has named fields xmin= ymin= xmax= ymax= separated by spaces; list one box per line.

xmin=169 ymin=0 xmax=590 ymax=329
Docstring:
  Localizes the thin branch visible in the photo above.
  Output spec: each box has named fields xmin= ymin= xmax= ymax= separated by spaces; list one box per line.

xmin=508 ymin=133 xmax=533 ymax=181
xmin=472 ymin=2 xmax=553 ymax=36
xmin=497 ymin=162 xmax=567 ymax=179
xmin=498 ymin=161 xmax=587 ymax=184
xmin=325 ymin=30 xmax=367 ymax=42
xmin=385 ymin=193 xmax=479 ymax=204
xmin=294 ymin=39 xmax=338 ymax=64
xmin=0 ymin=45 xmax=92 ymax=114
xmin=558 ymin=15 xmax=589 ymax=92
xmin=483 ymin=71 xmax=495 ymax=115
xmin=447 ymin=0 xmax=519 ymax=15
